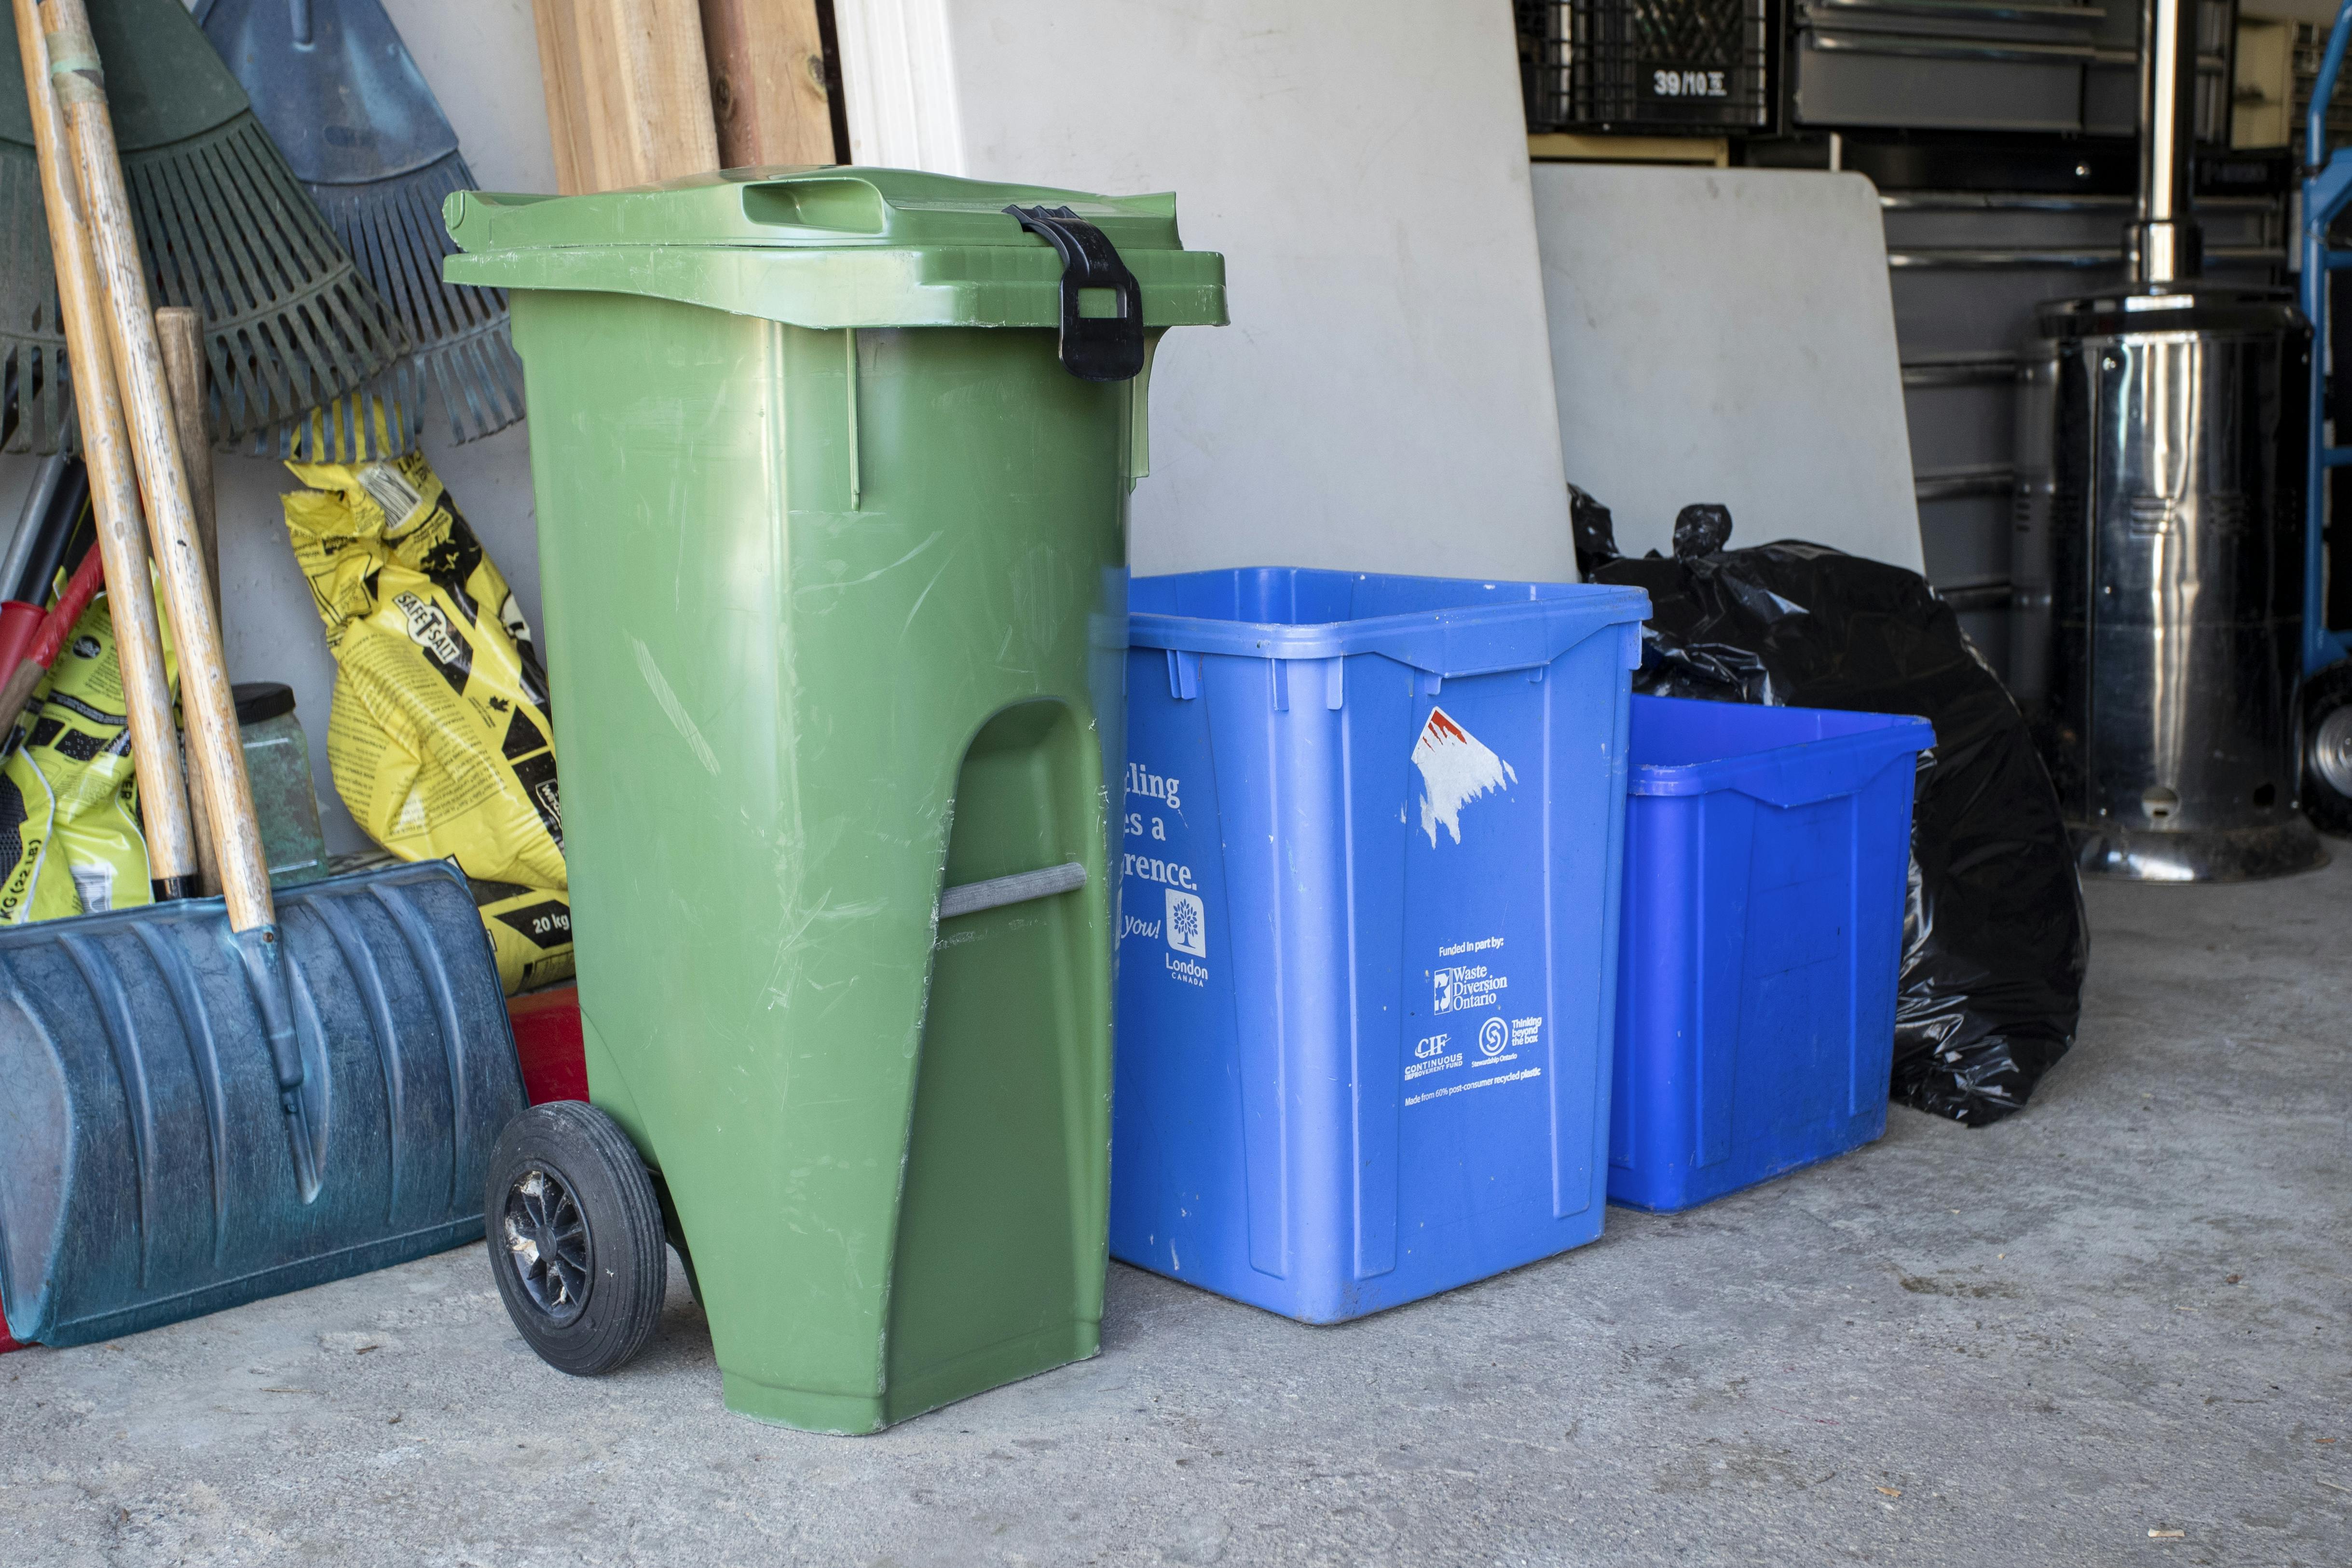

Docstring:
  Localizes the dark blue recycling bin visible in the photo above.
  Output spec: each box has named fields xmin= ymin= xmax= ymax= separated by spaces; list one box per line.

xmin=1609 ymin=695 xmax=1934 ymax=1213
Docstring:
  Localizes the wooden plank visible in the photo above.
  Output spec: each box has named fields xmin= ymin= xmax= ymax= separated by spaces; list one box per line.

xmin=1527 ymin=133 xmax=1728 ymax=167
xmin=528 ymin=0 xmax=721 ymax=194
xmin=528 ymin=0 xmax=589 ymax=194
xmin=699 ymin=0 xmax=836 ymax=170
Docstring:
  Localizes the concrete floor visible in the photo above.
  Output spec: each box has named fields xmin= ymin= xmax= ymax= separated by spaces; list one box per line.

xmin=3 ymin=860 xmax=2347 ymax=1567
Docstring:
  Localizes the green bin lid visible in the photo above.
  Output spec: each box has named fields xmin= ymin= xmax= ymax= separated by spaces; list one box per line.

xmin=444 ymin=166 xmax=1226 ymax=333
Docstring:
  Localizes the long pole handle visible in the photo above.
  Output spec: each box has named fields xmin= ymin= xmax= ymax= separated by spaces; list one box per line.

xmin=43 ymin=0 xmax=270 ymax=931
xmin=153 ymin=309 xmax=219 ymax=616
xmin=40 ymin=0 xmax=315 ymax=1197
xmin=9 ymin=0 xmax=196 ymax=900
xmin=156 ymin=307 xmax=224 ymax=900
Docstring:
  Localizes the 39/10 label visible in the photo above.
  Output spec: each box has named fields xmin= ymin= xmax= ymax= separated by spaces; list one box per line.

xmin=1646 ymin=66 xmax=1729 ymax=100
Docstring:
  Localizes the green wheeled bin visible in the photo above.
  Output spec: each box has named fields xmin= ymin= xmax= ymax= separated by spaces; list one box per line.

xmin=442 ymin=169 xmax=1226 ymax=1432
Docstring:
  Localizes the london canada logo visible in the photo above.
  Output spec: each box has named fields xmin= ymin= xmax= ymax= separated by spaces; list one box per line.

xmin=1165 ymin=888 xmax=1206 ymax=957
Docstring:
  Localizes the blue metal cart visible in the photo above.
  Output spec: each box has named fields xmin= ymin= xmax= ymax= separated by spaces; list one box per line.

xmin=2298 ymin=0 xmax=2352 ymax=830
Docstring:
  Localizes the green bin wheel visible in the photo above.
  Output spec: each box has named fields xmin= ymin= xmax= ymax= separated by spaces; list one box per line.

xmin=2304 ymin=662 xmax=2352 ymax=838
xmin=485 ymin=1102 xmax=667 ymax=1376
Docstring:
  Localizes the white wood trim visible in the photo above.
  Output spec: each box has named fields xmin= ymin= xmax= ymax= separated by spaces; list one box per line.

xmin=832 ymin=0 xmax=967 ymax=173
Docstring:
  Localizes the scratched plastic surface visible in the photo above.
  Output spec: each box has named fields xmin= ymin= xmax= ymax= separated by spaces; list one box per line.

xmin=0 ymin=860 xmax=522 ymax=1346
xmin=1114 ymin=568 xmax=1650 ymax=1323
xmin=452 ymin=168 xmax=1226 ymax=1432
xmin=1609 ymin=695 xmax=1932 ymax=1213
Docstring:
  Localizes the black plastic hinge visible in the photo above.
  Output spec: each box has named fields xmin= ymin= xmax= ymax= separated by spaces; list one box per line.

xmin=1004 ymin=204 xmax=1146 ymax=382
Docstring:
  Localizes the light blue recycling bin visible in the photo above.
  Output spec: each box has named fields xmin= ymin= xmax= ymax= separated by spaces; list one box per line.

xmin=1111 ymin=568 xmax=1650 ymax=1322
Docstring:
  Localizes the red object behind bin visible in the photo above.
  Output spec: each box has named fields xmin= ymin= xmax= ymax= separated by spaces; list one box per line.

xmin=0 ymin=601 xmax=43 ymax=680
xmin=508 ymin=983 xmax=588 ymax=1104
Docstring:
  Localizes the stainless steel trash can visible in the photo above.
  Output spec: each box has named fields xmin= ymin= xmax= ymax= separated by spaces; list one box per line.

xmin=2016 ymin=288 xmax=2325 ymax=880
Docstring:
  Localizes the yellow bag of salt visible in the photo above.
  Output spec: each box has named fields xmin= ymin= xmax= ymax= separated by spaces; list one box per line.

xmin=281 ymin=450 xmax=572 ymax=993
xmin=0 ymin=592 xmax=170 ymax=923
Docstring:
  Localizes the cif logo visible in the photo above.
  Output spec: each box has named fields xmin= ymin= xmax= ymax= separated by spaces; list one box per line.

xmin=1478 ymin=1017 xmax=1508 ymax=1058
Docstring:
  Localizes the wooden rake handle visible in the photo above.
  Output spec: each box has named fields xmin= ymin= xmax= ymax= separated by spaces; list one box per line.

xmin=8 ymin=0 xmax=196 ymax=900
xmin=33 ymin=1 xmax=315 ymax=1200
xmin=157 ymin=306 xmax=224 ymax=900
xmin=40 ymin=0 xmax=271 ymax=931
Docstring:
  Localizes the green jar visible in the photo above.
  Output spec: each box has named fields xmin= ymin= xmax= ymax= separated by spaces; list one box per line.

xmin=232 ymin=682 xmax=327 ymax=886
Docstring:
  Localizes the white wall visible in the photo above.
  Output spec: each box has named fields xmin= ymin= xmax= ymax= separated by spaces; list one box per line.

xmin=0 ymin=0 xmax=557 ymax=855
xmin=837 ymin=0 xmax=1578 ymax=584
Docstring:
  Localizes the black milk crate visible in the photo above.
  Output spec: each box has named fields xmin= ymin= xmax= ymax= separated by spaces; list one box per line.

xmin=1520 ymin=0 xmax=1771 ymax=134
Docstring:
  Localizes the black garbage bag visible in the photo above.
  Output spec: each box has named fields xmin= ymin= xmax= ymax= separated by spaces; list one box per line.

xmin=1574 ymin=488 xmax=2086 ymax=1125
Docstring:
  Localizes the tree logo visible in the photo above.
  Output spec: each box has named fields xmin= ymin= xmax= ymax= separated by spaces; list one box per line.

xmin=1165 ymin=888 xmax=1206 ymax=957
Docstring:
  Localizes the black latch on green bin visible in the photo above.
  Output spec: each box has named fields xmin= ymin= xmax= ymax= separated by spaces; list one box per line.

xmin=1004 ymin=204 xmax=1145 ymax=382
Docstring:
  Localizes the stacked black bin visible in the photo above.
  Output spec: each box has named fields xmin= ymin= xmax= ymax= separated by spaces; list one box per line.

xmin=1521 ymin=0 xmax=1773 ymax=134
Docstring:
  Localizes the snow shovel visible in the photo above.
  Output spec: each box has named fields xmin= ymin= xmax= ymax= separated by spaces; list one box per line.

xmin=0 ymin=0 xmax=521 ymax=1349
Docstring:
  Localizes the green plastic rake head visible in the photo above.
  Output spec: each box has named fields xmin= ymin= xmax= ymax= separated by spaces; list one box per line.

xmin=0 ymin=0 xmax=410 ymax=457
xmin=196 ymin=0 xmax=527 ymax=459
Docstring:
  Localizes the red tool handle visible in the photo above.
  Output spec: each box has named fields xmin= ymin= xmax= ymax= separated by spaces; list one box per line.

xmin=0 ymin=601 xmax=41 ymax=679
xmin=29 ymin=543 xmax=105 ymax=665
xmin=0 ymin=543 xmax=107 ymax=744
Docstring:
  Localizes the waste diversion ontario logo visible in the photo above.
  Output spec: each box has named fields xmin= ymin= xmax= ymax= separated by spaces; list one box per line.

xmin=1165 ymin=888 xmax=1206 ymax=957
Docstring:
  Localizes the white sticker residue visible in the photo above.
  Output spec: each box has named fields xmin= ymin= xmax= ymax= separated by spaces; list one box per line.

xmin=68 ymin=861 xmax=114 ymax=914
xmin=1411 ymin=706 xmax=1516 ymax=846
xmin=354 ymin=462 xmax=427 ymax=532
